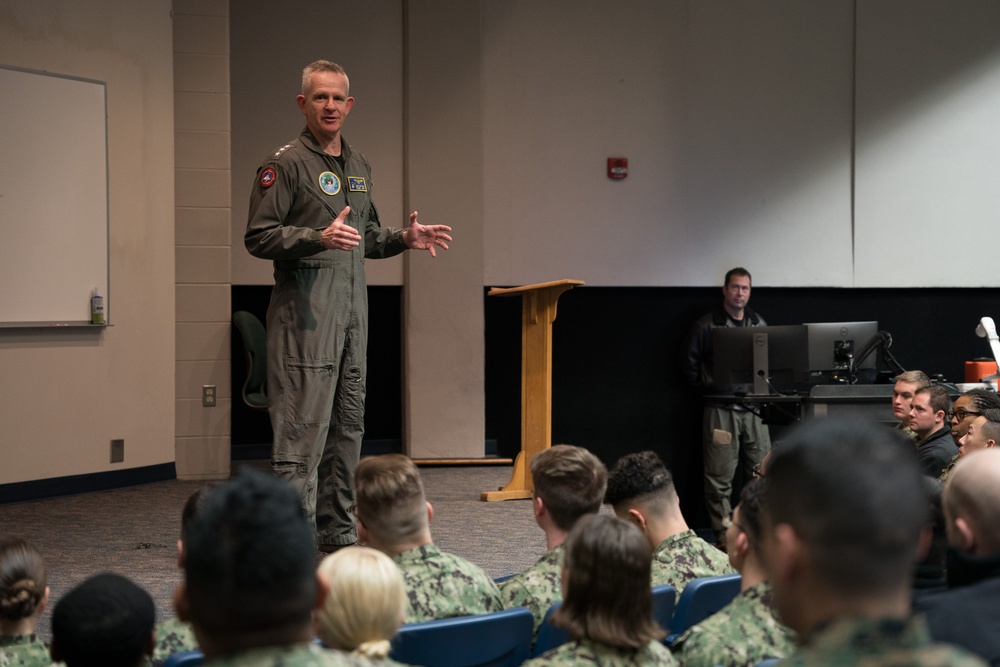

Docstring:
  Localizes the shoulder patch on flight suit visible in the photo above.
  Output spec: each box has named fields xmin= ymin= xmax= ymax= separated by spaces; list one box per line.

xmin=347 ymin=176 xmax=368 ymax=192
xmin=259 ymin=167 xmax=276 ymax=188
xmin=318 ymin=171 xmax=341 ymax=195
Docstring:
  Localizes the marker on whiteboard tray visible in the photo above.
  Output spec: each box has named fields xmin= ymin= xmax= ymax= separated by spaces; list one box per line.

xmin=91 ymin=287 xmax=104 ymax=325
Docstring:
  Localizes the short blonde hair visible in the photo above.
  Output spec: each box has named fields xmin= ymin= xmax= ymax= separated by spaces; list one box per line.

xmin=315 ymin=546 xmax=405 ymax=658
xmin=354 ymin=455 xmax=428 ymax=548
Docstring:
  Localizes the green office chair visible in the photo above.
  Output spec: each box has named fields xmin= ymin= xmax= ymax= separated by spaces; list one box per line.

xmin=232 ymin=310 xmax=268 ymax=411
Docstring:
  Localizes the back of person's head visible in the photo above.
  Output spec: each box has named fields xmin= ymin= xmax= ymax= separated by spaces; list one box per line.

xmin=354 ymin=454 xmax=428 ymax=547
xmin=530 ymin=445 xmax=608 ymax=532
xmin=915 ymin=384 xmax=951 ymax=416
xmin=943 ymin=448 xmax=1000 ymax=556
xmin=315 ymin=546 xmax=405 ymax=658
xmin=0 ymin=537 xmax=47 ymax=625
xmin=554 ymin=514 xmax=664 ymax=649
xmin=763 ymin=419 xmax=925 ymax=598
xmin=181 ymin=467 xmax=316 ymax=650
xmin=604 ymin=450 xmax=677 ymax=514
xmin=895 ymin=370 xmax=931 ymax=388
xmin=50 ymin=573 xmax=154 ymax=667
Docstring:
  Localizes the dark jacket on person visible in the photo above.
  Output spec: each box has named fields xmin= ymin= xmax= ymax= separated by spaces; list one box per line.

xmin=914 ymin=548 xmax=1000 ymax=666
xmin=916 ymin=426 xmax=958 ymax=478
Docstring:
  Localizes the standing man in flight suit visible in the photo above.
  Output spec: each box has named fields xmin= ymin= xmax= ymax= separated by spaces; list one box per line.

xmin=680 ymin=267 xmax=770 ymax=550
xmin=245 ymin=60 xmax=452 ymax=553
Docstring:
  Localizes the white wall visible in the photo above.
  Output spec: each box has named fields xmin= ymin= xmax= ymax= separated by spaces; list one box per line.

xmin=855 ymin=0 xmax=1000 ymax=287
xmin=229 ymin=0 xmax=405 ymax=286
xmin=0 ymin=0 xmax=175 ymax=483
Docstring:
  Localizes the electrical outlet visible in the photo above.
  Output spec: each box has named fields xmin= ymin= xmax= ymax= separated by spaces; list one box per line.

xmin=202 ymin=385 xmax=217 ymax=407
xmin=110 ymin=439 xmax=124 ymax=463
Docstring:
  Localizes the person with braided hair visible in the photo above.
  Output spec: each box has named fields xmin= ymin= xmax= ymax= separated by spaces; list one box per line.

xmin=0 ymin=537 xmax=51 ymax=667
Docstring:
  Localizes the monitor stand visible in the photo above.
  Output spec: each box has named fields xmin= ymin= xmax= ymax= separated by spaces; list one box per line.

xmin=752 ymin=332 xmax=771 ymax=395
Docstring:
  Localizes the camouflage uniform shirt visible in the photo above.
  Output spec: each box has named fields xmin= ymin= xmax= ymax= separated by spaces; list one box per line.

xmin=651 ymin=530 xmax=734 ymax=593
xmin=671 ymin=581 xmax=794 ymax=667
xmin=500 ymin=544 xmax=564 ymax=641
xmin=393 ymin=544 xmax=504 ymax=623
xmin=152 ymin=617 xmax=198 ymax=666
xmin=0 ymin=635 xmax=51 ymax=667
xmin=523 ymin=638 xmax=676 ymax=666
xmin=204 ymin=642 xmax=366 ymax=667
xmin=780 ymin=616 xmax=988 ymax=667
xmin=938 ymin=453 xmax=960 ymax=483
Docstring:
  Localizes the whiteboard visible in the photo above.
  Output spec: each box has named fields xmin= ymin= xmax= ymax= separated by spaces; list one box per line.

xmin=0 ymin=65 xmax=109 ymax=327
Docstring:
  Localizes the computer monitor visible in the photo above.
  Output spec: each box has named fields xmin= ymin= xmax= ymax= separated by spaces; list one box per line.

xmin=804 ymin=321 xmax=879 ymax=380
xmin=712 ymin=325 xmax=810 ymax=395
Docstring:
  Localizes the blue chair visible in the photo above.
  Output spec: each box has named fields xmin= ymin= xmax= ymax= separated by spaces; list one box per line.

xmin=389 ymin=606 xmax=533 ymax=667
xmin=651 ymin=583 xmax=677 ymax=632
xmin=161 ymin=649 xmax=204 ymax=667
xmin=755 ymin=659 xmax=780 ymax=667
xmin=533 ymin=584 xmax=676 ymax=658
xmin=666 ymin=573 xmax=742 ymax=644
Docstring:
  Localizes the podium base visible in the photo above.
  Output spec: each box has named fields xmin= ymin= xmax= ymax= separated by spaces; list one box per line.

xmin=480 ymin=489 xmax=533 ymax=502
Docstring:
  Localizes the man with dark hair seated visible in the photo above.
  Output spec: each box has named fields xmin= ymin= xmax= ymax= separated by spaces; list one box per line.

xmin=910 ymin=385 xmax=958 ymax=477
xmin=50 ymin=572 xmax=156 ymax=667
xmin=500 ymin=444 xmax=608 ymax=644
xmin=759 ymin=419 xmax=985 ymax=666
xmin=605 ymin=451 xmax=732 ymax=593
xmin=174 ymin=468 xmax=362 ymax=665
xmin=671 ymin=478 xmax=794 ymax=667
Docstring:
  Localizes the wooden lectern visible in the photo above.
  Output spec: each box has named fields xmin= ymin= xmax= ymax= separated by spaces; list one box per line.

xmin=481 ymin=279 xmax=584 ymax=501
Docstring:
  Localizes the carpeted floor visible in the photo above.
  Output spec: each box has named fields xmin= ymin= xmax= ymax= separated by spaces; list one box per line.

xmin=0 ymin=462 xmax=551 ymax=643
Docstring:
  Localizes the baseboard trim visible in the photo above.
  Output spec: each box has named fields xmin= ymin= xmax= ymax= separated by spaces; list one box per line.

xmin=0 ymin=462 xmax=177 ymax=505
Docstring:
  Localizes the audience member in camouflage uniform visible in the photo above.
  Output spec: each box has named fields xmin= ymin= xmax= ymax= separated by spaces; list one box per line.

xmin=0 ymin=538 xmax=51 ymax=667
xmin=50 ymin=572 xmax=156 ymax=667
xmin=500 ymin=445 xmax=607 ymax=643
xmin=759 ymin=419 xmax=986 ymax=667
xmin=672 ymin=479 xmax=794 ymax=667
xmin=523 ymin=514 xmax=675 ymax=666
xmin=176 ymin=469 xmax=365 ymax=666
xmin=355 ymin=454 xmax=502 ymax=623
xmin=605 ymin=450 xmax=733 ymax=593
xmin=152 ymin=485 xmax=217 ymax=665
xmin=315 ymin=546 xmax=409 ymax=665
xmin=892 ymin=370 xmax=931 ymax=444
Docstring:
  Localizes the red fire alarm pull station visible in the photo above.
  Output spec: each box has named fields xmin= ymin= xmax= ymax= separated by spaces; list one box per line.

xmin=608 ymin=157 xmax=628 ymax=180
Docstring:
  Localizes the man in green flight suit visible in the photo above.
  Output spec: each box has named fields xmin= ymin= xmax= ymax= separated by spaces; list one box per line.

xmin=245 ymin=60 xmax=452 ymax=552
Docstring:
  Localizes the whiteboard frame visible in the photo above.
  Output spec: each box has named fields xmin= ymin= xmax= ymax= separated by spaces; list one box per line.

xmin=0 ymin=64 xmax=110 ymax=328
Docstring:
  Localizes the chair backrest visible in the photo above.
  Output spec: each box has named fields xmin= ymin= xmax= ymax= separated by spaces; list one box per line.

xmin=531 ymin=602 xmax=570 ymax=658
xmin=161 ymin=649 xmax=204 ymax=667
xmin=533 ymin=584 xmax=678 ymax=658
xmin=651 ymin=583 xmax=677 ymax=633
xmin=666 ymin=573 xmax=742 ymax=643
xmin=389 ymin=606 xmax=534 ymax=667
xmin=232 ymin=310 xmax=268 ymax=411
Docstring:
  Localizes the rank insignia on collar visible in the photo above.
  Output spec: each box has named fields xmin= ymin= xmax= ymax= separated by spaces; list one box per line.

xmin=259 ymin=167 xmax=276 ymax=188
xmin=318 ymin=171 xmax=341 ymax=196
xmin=348 ymin=176 xmax=368 ymax=192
